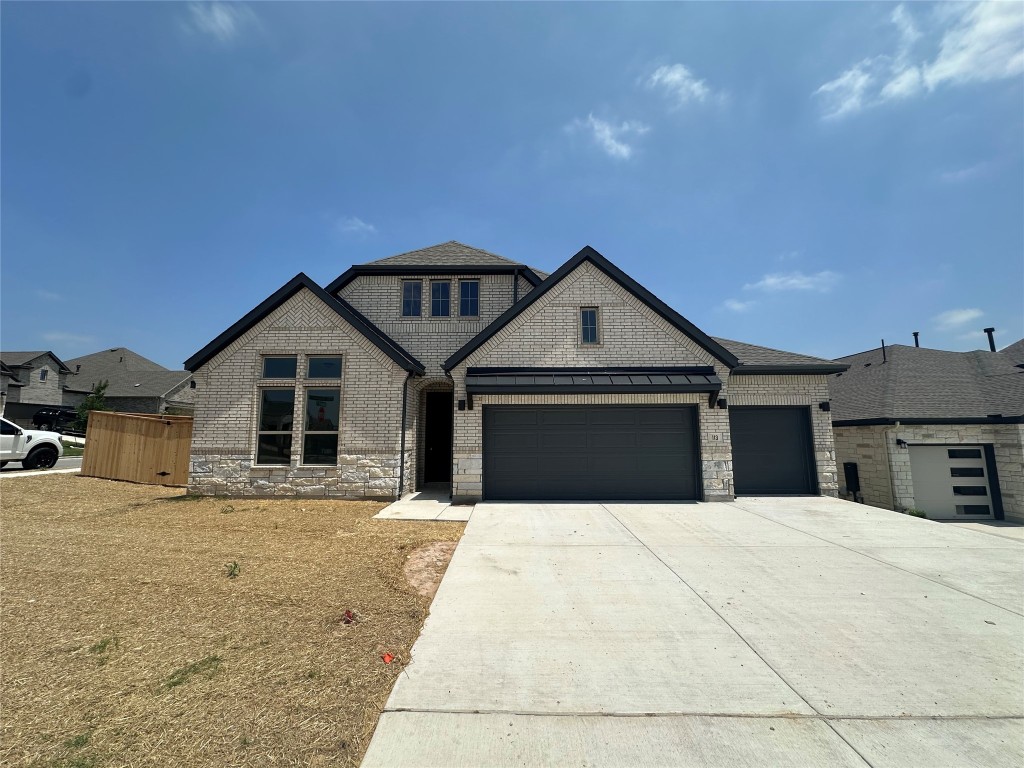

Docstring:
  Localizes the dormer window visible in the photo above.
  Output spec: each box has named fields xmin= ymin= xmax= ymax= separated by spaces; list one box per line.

xmin=431 ymin=281 xmax=450 ymax=317
xmin=402 ymin=281 xmax=422 ymax=317
xmin=39 ymin=368 xmax=48 ymax=382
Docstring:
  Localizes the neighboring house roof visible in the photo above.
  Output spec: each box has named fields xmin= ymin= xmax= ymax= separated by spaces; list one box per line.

xmin=444 ymin=246 xmax=741 ymax=371
xmin=184 ymin=273 xmax=425 ymax=374
xmin=324 ymin=240 xmax=547 ymax=293
xmin=713 ymin=338 xmax=848 ymax=375
xmin=1000 ymin=338 xmax=1024 ymax=363
xmin=0 ymin=361 xmax=22 ymax=382
xmin=65 ymin=347 xmax=191 ymax=398
xmin=830 ymin=344 xmax=1024 ymax=425
xmin=0 ymin=350 xmax=74 ymax=374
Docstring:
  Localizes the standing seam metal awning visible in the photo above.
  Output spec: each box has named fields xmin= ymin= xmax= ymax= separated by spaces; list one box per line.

xmin=464 ymin=367 xmax=723 ymax=398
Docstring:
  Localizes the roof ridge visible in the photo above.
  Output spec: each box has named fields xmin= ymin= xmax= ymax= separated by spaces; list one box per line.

xmin=364 ymin=240 xmax=521 ymax=266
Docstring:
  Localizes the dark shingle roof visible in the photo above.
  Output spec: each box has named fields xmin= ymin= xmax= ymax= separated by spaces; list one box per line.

xmin=1001 ymin=338 xmax=1024 ymax=363
xmin=712 ymin=338 xmax=844 ymax=370
xmin=1 ymin=351 xmax=73 ymax=372
xmin=830 ymin=344 xmax=1024 ymax=423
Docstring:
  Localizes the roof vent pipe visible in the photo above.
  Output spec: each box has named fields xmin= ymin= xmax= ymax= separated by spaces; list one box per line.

xmin=912 ymin=331 xmax=919 ymax=348
xmin=881 ymin=339 xmax=887 ymax=363
xmin=984 ymin=327 xmax=996 ymax=352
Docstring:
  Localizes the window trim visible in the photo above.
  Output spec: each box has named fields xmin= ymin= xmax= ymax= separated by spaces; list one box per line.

xmin=255 ymin=386 xmax=296 ymax=466
xmin=430 ymin=280 xmax=451 ymax=318
xmin=459 ymin=279 xmax=480 ymax=317
xmin=401 ymin=280 xmax=423 ymax=317
xmin=302 ymin=386 xmax=342 ymax=465
xmin=580 ymin=306 xmax=600 ymax=345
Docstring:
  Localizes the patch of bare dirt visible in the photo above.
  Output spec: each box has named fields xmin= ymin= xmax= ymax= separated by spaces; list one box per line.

xmin=0 ymin=474 xmax=465 ymax=768
xmin=403 ymin=541 xmax=458 ymax=600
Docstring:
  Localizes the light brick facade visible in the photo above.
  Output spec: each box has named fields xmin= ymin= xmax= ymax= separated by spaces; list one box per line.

xmin=834 ymin=423 xmax=1024 ymax=523
xmin=188 ymin=253 xmax=843 ymax=503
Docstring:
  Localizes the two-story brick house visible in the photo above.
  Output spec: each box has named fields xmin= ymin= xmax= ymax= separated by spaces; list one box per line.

xmin=0 ymin=351 xmax=93 ymax=425
xmin=185 ymin=242 xmax=847 ymax=502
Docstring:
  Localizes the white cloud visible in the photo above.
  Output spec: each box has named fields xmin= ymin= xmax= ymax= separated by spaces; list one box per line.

xmin=566 ymin=114 xmax=650 ymax=160
xmin=646 ymin=64 xmax=712 ymax=108
xmin=35 ymin=290 xmax=61 ymax=301
xmin=186 ymin=2 xmax=257 ymax=43
xmin=723 ymin=299 xmax=755 ymax=312
xmin=337 ymin=216 xmax=377 ymax=235
xmin=939 ymin=161 xmax=992 ymax=183
xmin=814 ymin=60 xmax=876 ymax=119
xmin=934 ymin=307 xmax=983 ymax=330
xmin=743 ymin=270 xmax=841 ymax=293
xmin=42 ymin=331 xmax=96 ymax=345
xmin=815 ymin=3 xmax=1024 ymax=118
xmin=924 ymin=2 xmax=1024 ymax=89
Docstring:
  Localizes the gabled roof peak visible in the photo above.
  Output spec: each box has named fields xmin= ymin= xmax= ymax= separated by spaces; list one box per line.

xmin=364 ymin=240 xmax=525 ymax=267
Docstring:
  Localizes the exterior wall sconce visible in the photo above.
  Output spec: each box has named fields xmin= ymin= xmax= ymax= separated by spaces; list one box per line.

xmin=458 ymin=399 xmax=466 ymax=411
xmin=895 ymin=438 xmax=908 ymax=448
xmin=716 ymin=398 xmax=727 ymax=409
xmin=818 ymin=401 xmax=831 ymax=411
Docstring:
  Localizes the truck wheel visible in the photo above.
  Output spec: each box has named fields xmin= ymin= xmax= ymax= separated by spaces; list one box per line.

xmin=24 ymin=446 xmax=59 ymax=470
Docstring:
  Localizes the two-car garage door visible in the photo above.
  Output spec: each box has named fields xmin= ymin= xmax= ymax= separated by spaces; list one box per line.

xmin=483 ymin=405 xmax=699 ymax=501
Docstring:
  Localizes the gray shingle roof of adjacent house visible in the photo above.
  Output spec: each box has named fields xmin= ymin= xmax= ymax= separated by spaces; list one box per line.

xmin=829 ymin=342 xmax=1024 ymax=423
xmin=1 ymin=350 xmax=73 ymax=373
xmin=65 ymin=347 xmax=191 ymax=398
xmin=1001 ymin=338 xmax=1024 ymax=363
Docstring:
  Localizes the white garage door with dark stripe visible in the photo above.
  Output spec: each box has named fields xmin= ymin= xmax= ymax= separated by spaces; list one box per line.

xmin=483 ymin=405 xmax=699 ymax=501
xmin=730 ymin=406 xmax=817 ymax=495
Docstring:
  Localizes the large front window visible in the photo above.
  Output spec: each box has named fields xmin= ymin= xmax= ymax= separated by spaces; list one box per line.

xmin=303 ymin=388 xmax=340 ymax=464
xmin=256 ymin=389 xmax=295 ymax=465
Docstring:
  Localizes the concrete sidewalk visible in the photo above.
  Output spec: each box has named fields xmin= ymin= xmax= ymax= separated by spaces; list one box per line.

xmin=374 ymin=483 xmax=474 ymax=522
xmin=362 ymin=497 xmax=1024 ymax=767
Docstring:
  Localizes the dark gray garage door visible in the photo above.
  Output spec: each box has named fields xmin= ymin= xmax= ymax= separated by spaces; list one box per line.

xmin=730 ymin=407 xmax=817 ymax=495
xmin=483 ymin=405 xmax=699 ymax=501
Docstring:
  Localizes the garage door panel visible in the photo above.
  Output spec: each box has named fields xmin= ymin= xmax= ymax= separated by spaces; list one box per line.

xmin=731 ymin=407 xmax=816 ymax=496
xmin=488 ymin=433 xmax=539 ymax=451
xmin=484 ymin=406 xmax=698 ymax=501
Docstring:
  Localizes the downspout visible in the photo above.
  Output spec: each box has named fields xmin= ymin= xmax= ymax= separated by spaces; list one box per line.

xmin=398 ymin=371 xmax=414 ymax=497
xmin=883 ymin=420 xmax=900 ymax=511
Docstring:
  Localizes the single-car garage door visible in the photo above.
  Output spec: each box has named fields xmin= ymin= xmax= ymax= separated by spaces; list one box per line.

xmin=483 ymin=405 xmax=699 ymax=501
xmin=730 ymin=406 xmax=817 ymax=495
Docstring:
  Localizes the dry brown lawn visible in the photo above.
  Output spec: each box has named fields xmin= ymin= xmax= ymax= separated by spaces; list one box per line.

xmin=0 ymin=475 xmax=464 ymax=767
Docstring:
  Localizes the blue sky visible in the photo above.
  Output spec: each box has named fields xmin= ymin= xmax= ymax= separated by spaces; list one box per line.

xmin=2 ymin=1 xmax=1022 ymax=369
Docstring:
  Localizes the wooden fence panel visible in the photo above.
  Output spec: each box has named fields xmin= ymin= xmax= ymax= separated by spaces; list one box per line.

xmin=81 ymin=412 xmax=193 ymax=486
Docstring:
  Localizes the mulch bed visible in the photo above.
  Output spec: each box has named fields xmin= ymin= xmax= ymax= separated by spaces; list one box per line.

xmin=0 ymin=475 xmax=464 ymax=767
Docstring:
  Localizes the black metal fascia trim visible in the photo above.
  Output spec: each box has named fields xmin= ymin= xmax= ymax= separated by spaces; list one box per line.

xmin=832 ymin=416 xmax=1024 ymax=426
xmin=731 ymin=364 xmax=850 ymax=375
xmin=444 ymin=246 xmax=740 ymax=371
xmin=184 ymin=273 xmax=425 ymax=374
xmin=325 ymin=264 xmax=538 ymax=294
xmin=466 ymin=383 xmax=723 ymax=396
xmin=467 ymin=366 xmax=718 ymax=375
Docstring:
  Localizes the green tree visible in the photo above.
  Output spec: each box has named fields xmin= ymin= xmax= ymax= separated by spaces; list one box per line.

xmin=75 ymin=380 xmax=111 ymax=432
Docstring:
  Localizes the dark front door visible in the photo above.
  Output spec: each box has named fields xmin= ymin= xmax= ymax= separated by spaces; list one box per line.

xmin=483 ymin=405 xmax=699 ymax=501
xmin=730 ymin=406 xmax=817 ymax=495
xmin=423 ymin=391 xmax=453 ymax=483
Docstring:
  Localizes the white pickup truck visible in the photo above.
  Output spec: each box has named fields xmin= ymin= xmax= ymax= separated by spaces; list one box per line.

xmin=1 ymin=417 xmax=64 ymax=470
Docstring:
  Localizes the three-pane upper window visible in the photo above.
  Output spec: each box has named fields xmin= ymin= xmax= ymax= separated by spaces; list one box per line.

xmin=431 ymin=281 xmax=450 ymax=317
xmin=581 ymin=307 xmax=599 ymax=344
xmin=263 ymin=356 xmax=297 ymax=378
xmin=460 ymin=280 xmax=479 ymax=317
xmin=307 ymin=356 xmax=342 ymax=379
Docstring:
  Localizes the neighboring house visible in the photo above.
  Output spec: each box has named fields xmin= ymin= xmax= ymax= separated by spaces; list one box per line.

xmin=65 ymin=347 xmax=195 ymax=415
xmin=0 ymin=351 xmax=93 ymax=426
xmin=185 ymin=241 xmax=848 ymax=501
xmin=0 ymin=361 xmax=23 ymax=416
xmin=830 ymin=342 xmax=1024 ymax=523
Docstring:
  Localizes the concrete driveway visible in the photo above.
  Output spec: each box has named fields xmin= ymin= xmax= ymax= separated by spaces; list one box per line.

xmin=363 ymin=497 xmax=1024 ymax=767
